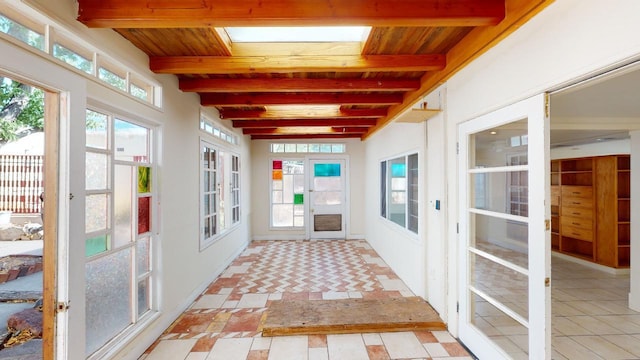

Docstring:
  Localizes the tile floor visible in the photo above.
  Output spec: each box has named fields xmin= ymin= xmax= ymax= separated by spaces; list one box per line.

xmin=551 ymin=257 xmax=640 ymax=360
xmin=140 ymin=240 xmax=473 ymax=360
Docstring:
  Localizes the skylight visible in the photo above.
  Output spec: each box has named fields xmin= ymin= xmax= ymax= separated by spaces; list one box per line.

xmin=225 ymin=26 xmax=370 ymax=43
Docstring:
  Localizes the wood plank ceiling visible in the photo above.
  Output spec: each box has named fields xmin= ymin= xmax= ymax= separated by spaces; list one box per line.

xmin=77 ymin=0 xmax=553 ymax=140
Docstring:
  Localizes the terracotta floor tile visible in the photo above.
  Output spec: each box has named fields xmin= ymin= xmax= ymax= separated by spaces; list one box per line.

xmin=246 ymin=349 xmax=269 ymax=360
xmin=191 ymin=335 xmax=217 ymax=352
xmin=168 ymin=313 xmax=215 ymax=334
xmin=442 ymin=342 xmax=471 ymax=356
xmin=414 ymin=331 xmax=438 ymax=344
xmin=308 ymin=334 xmax=328 ymax=348
xmin=143 ymin=240 xmax=466 ymax=360
xmin=282 ymin=292 xmax=310 ymax=300
xmin=223 ymin=311 xmax=264 ymax=332
xmin=366 ymin=345 xmax=391 ymax=360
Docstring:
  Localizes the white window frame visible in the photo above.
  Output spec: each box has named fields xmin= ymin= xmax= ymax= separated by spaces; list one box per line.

xmin=380 ymin=152 xmax=419 ymax=234
xmin=269 ymin=158 xmax=305 ymax=229
xmin=199 ymin=137 xmax=241 ymax=250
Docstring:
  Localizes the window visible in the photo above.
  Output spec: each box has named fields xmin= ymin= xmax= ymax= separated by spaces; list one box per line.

xmin=507 ymin=153 xmax=528 ymax=217
xmin=270 ymin=143 xmax=345 ymax=153
xmin=0 ymin=8 xmax=159 ymax=105
xmin=200 ymin=140 xmax=241 ymax=249
xmin=200 ymin=116 xmax=237 ymax=145
xmin=0 ymin=13 xmax=44 ymax=50
xmin=84 ymin=109 xmax=156 ymax=357
xmin=271 ymin=159 xmax=304 ymax=228
xmin=380 ymin=153 xmax=419 ymax=233
xmin=231 ymin=155 xmax=240 ymax=224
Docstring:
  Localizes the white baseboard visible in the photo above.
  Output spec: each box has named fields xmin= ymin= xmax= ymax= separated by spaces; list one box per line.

xmin=552 ymin=251 xmax=630 ymax=275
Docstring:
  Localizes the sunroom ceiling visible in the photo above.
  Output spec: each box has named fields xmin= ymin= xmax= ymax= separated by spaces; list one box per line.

xmin=76 ymin=0 xmax=553 ymax=140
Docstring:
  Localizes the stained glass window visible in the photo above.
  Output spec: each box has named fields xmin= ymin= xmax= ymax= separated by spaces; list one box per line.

xmin=271 ymin=159 xmax=304 ymax=227
xmin=314 ymin=163 xmax=340 ymax=177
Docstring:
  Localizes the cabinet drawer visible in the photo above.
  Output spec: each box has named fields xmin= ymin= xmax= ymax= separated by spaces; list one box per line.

xmin=561 ymin=206 xmax=593 ymax=219
xmin=562 ymin=196 xmax=593 ymax=209
xmin=550 ymin=186 xmax=561 ymax=206
xmin=561 ymin=215 xmax=593 ymax=230
xmin=561 ymin=225 xmax=593 ymax=241
xmin=562 ymin=186 xmax=593 ymax=198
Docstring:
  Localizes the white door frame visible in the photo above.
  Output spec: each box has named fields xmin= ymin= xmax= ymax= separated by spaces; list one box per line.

xmin=307 ymin=156 xmax=348 ymax=239
xmin=457 ymin=94 xmax=550 ymax=359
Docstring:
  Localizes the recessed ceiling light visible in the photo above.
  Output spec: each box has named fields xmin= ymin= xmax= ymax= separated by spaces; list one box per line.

xmin=490 ymin=131 xmax=497 ymax=135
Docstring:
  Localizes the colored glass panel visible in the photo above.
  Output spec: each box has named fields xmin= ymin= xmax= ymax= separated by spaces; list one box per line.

xmin=138 ymin=196 xmax=151 ymax=234
xmin=272 ymin=169 xmax=283 ymax=180
xmin=294 ymin=193 xmax=304 ymax=205
xmin=391 ymin=163 xmax=406 ymax=177
xmin=314 ymin=163 xmax=340 ymax=177
xmin=86 ymin=235 xmax=108 ymax=257
xmin=272 ymin=160 xmax=283 ymax=170
xmin=138 ymin=166 xmax=151 ymax=193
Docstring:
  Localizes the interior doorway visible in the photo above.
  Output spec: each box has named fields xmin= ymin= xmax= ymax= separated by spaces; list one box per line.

xmin=549 ymin=62 xmax=640 ymax=358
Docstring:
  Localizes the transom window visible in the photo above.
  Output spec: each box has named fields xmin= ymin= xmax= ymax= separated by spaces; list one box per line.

xmin=270 ymin=143 xmax=345 ymax=153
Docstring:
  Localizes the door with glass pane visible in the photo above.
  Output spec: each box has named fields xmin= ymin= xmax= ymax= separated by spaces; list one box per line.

xmin=309 ymin=159 xmax=346 ymax=239
xmin=458 ymin=94 xmax=550 ymax=359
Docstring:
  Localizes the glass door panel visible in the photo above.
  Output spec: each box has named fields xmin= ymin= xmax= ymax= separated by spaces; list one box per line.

xmin=459 ymin=94 xmax=550 ymax=360
xmin=309 ymin=159 xmax=346 ymax=239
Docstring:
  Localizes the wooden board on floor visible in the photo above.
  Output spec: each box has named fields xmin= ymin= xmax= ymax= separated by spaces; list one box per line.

xmin=262 ymin=296 xmax=446 ymax=336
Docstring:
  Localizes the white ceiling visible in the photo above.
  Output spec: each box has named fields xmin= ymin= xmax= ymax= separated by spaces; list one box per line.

xmin=550 ymin=63 xmax=640 ymax=146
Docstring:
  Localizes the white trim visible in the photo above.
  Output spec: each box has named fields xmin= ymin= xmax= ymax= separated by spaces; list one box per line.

xmin=552 ymin=251 xmax=630 ymax=275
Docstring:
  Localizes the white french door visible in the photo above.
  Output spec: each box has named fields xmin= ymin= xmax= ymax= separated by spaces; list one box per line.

xmin=308 ymin=159 xmax=346 ymax=239
xmin=458 ymin=94 xmax=550 ymax=359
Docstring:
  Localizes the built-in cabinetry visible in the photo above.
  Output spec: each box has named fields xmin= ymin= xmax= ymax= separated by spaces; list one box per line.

xmin=550 ymin=155 xmax=630 ymax=268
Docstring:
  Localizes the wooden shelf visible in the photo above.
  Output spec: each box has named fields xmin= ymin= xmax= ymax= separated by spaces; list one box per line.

xmin=552 ymin=155 xmax=630 ymax=268
xmin=395 ymin=108 xmax=441 ymax=123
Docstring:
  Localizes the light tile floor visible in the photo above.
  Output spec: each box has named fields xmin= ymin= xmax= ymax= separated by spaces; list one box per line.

xmin=140 ymin=240 xmax=473 ymax=360
xmin=551 ymin=257 xmax=640 ymax=360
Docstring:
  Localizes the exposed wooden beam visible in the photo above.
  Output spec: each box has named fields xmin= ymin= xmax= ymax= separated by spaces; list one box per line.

xmin=232 ymin=119 xmax=378 ymax=128
xmin=201 ymin=93 xmax=403 ymax=106
xmin=243 ymin=127 xmax=368 ymax=135
xmin=363 ymin=0 xmax=555 ymax=139
xmin=77 ymin=0 xmax=505 ymax=28
xmin=212 ymin=27 xmax=232 ymax=56
xmin=251 ymin=134 xmax=362 ymax=140
xmin=150 ymin=54 xmax=445 ymax=74
xmin=221 ymin=107 xmax=387 ymax=120
xmin=181 ymin=78 xmax=420 ymax=93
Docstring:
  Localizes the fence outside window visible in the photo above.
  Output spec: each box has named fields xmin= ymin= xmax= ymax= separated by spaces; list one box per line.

xmin=0 ymin=154 xmax=44 ymax=214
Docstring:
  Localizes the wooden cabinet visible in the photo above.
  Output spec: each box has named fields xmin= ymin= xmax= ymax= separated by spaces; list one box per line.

xmin=550 ymin=155 xmax=630 ymax=268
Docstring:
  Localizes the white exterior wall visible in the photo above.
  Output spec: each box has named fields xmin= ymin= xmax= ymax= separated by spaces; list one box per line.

xmin=1 ymin=1 xmax=252 ymax=358
xmin=364 ymin=121 xmax=427 ymax=298
xmin=250 ymin=139 xmax=366 ymax=240
xmin=443 ymin=0 xmax=640 ymax=334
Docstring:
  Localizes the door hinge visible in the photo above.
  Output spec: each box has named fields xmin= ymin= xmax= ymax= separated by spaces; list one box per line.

xmin=456 ymin=223 xmax=459 ymax=234
xmin=56 ymin=301 xmax=70 ymax=313
xmin=545 ymin=277 xmax=551 ymax=287
xmin=456 ymin=302 xmax=459 ymax=313
xmin=544 ymin=93 xmax=551 ymax=118
xmin=456 ymin=142 xmax=459 ymax=155
xmin=545 ymin=219 xmax=551 ymax=231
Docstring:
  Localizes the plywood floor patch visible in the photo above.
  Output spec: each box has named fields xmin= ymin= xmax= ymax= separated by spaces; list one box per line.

xmin=262 ymin=296 xmax=446 ymax=336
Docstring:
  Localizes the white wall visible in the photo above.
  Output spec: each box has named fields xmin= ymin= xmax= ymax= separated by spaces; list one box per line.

xmin=1 ymin=1 xmax=252 ymax=358
xmin=551 ymin=138 xmax=630 ymax=159
xmin=250 ymin=139 xmax=365 ymax=240
xmin=443 ymin=0 xmax=640 ymax=334
xmin=630 ymin=130 xmax=640 ymax=311
xmin=364 ymin=121 xmax=427 ymax=297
